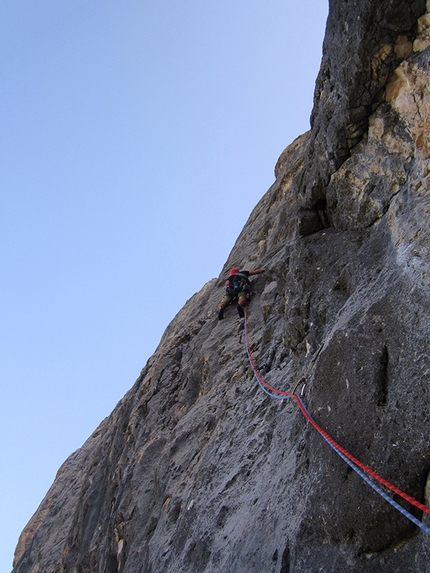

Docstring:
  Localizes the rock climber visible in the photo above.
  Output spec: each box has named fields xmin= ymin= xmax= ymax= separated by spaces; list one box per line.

xmin=218 ymin=267 xmax=266 ymax=320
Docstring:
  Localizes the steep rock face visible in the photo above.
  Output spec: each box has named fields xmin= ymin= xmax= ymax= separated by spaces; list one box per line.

xmin=298 ymin=0 xmax=428 ymax=232
xmin=12 ymin=1 xmax=430 ymax=572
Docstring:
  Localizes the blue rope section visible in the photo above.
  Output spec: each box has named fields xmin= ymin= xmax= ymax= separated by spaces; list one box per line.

xmin=245 ymin=336 xmax=290 ymax=400
xmin=244 ymin=308 xmax=291 ymax=401
xmin=244 ymin=308 xmax=430 ymax=536
xmin=296 ymin=396 xmax=430 ymax=536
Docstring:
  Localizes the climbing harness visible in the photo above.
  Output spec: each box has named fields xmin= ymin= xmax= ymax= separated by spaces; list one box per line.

xmin=243 ymin=307 xmax=430 ymax=536
xmin=229 ymin=273 xmax=251 ymax=296
xmin=220 ymin=271 xmax=252 ymax=320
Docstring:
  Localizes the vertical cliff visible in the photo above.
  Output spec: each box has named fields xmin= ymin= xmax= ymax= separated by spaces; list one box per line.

xmin=12 ymin=1 xmax=430 ymax=572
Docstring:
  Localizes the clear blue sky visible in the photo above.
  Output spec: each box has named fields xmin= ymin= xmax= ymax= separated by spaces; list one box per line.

xmin=1 ymin=1 xmax=328 ymax=570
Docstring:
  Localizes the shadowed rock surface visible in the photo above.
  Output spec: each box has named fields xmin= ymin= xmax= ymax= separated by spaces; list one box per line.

xmin=12 ymin=1 xmax=430 ymax=572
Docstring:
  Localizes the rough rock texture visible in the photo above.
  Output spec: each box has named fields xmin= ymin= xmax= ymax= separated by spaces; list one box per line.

xmin=298 ymin=0 xmax=429 ymax=233
xmin=12 ymin=1 xmax=430 ymax=572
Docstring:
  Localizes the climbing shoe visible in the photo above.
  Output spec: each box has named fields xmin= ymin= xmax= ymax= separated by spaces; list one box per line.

xmin=218 ymin=308 xmax=224 ymax=320
xmin=236 ymin=304 xmax=244 ymax=318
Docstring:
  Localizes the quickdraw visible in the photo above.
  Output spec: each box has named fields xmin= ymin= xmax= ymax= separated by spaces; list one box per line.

xmin=243 ymin=307 xmax=430 ymax=535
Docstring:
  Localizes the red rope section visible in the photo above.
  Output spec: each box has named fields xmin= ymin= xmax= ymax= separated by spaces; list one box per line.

xmin=293 ymin=394 xmax=430 ymax=516
xmin=244 ymin=308 xmax=430 ymax=516
xmin=244 ymin=308 xmax=292 ymax=398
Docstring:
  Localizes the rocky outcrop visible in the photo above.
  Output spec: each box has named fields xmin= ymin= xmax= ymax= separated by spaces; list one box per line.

xmin=12 ymin=1 xmax=430 ymax=572
xmin=298 ymin=0 xmax=429 ymax=234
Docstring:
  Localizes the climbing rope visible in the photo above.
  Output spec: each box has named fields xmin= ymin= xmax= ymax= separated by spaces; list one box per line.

xmin=244 ymin=310 xmax=292 ymax=400
xmin=243 ymin=307 xmax=430 ymax=535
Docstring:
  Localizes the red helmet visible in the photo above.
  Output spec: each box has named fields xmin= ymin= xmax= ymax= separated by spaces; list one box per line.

xmin=229 ymin=268 xmax=240 ymax=276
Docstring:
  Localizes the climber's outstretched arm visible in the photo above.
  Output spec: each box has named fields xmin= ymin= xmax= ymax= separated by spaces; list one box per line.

xmin=248 ymin=268 xmax=266 ymax=276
